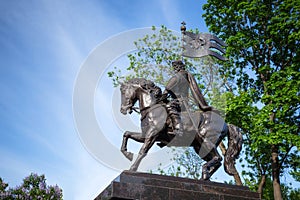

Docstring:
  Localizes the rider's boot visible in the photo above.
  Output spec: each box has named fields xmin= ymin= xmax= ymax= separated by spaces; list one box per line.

xmin=170 ymin=113 xmax=183 ymax=137
xmin=166 ymin=99 xmax=183 ymax=137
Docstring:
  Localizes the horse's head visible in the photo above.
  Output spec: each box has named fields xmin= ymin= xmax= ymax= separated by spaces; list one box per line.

xmin=120 ymin=82 xmax=138 ymax=115
xmin=120 ymin=78 xmax=162 ymax=115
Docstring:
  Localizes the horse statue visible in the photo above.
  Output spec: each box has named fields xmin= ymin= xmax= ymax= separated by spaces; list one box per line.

xmin=120 ymin=78 xmax=242 ymax=180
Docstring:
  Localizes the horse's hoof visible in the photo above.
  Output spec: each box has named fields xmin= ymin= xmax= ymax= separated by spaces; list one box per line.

xmin=201 ymin=172 xmax=211 ymax=181
xmin=125 ymin=152 xmax=133 ymax=161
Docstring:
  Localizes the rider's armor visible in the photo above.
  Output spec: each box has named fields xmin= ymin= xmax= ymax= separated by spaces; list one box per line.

xmin=164 ymin=70 xmax=189 ymax=136
xmin=164 ymin=60 xmax=212 ymax=136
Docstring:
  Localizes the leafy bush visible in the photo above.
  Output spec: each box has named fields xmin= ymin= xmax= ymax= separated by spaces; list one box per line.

xmin=0 ymin=173 xmax=62 ymax=200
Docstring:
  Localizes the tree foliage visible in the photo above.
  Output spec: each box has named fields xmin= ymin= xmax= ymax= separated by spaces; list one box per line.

xmin=245 ymin=176 xmax=300 ymax=200
xmin=108 ymin=25 xmax=181 ymax=87
xmin=0 ymin=173 xmax=63 ymax=200
xmin=203 ymin=0 xmax=300 ymax=199
xmin=108 ymin=26 xmax=225 ymax=97
xmin=155 ymin=147 xmax=203 ymax=180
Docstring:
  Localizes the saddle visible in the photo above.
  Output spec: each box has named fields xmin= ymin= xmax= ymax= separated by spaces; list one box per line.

xmin=166 ymin=111 xmax=203 ymax=135
xmin=159 ymin=110 xmax=226 ymax=148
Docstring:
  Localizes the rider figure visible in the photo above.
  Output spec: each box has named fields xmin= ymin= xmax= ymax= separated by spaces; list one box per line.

xmin=162 ymin=60 xmax=212 ymax=136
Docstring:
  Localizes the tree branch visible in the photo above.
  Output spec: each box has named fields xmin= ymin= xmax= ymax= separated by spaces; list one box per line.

xmin=279 ymin=145 xmax=294 ymax=169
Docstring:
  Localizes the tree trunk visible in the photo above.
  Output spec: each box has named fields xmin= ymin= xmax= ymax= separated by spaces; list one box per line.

xmin=271 ymin=145 xmax=282 ymax=200
xmin=219 ymin=142 xmax=243 ymax=186
xmin=257 ymin=174 xmax=266 ymax=199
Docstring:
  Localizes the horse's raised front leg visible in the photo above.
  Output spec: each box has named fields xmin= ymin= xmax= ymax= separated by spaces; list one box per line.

xmin=121 ymin=131 xmax=144 ymax=161
xmin=129 ymin=106 xmax=167 ymax=171
xmin=129 ymin=127 xmax=158 ymax=171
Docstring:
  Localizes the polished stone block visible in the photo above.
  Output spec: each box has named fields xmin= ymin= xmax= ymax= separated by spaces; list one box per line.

xmin=95 ymin=171 xmax=260 ymax=200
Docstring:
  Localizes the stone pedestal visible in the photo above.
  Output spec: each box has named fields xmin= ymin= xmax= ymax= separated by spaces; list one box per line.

xmin=95 ymin=171 xmax=260 ymax=200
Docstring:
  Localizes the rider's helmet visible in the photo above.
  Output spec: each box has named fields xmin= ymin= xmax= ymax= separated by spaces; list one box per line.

xmin=172 ymin=60 xmax=186 ymax=72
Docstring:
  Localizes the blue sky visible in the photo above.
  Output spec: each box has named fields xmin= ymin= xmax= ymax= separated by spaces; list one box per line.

xmin=1 ymin=0 xmax=299 ymax=199
xmin=0 ymin=0 xmax=210 ymax=199
xmin=6 ymin=0 xmax=299 ymax=199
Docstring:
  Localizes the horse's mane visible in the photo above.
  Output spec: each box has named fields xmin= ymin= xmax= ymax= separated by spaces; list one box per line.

xmin=125 ymin=78 xmax=154 ymax=87
xmin=124 ymin=78 xmax=162 ymax=98
xmin=125 ymin=78 xmax=149 ymax=85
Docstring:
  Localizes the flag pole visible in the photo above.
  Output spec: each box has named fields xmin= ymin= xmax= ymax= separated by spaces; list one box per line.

xmin=180 ymin=21 xmax=186 ymax=61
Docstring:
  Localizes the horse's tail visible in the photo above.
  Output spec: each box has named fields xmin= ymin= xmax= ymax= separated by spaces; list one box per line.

xmin=224 ymin=124 xmax=243 ymax=175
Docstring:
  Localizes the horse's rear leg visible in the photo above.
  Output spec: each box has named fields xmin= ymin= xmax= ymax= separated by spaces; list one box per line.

xmin=201 ymin=149 xmax=222 ymax=180
xmin=121 ymin=131 xmax=144 ymax=161
xmin=193 ymin=145 xmax=221 ymax=180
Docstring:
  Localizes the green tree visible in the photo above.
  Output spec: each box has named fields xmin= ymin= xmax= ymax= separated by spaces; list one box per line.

xmin=203 ymin=0 xmax=300 ymax=199
xmin=0 ymin=173 xmax=63 ymax=199
xmin=289 ymin=188 xmax=300 ymax=200
xmin=155 ymin=147 xmax=203 ymax=180
xmin=108 ymin=25 xmax=181 ymax=87
xmin=244 ymin=176 xmax=300 ymax=200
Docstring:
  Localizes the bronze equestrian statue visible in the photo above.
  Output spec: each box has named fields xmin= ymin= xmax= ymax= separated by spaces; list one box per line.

xmin=119 ymin=61 xmax=242 ymax=180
